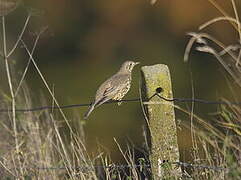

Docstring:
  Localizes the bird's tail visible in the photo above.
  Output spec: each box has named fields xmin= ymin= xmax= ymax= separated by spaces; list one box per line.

xmin=84 ymin=103 xmax=95 ymax=119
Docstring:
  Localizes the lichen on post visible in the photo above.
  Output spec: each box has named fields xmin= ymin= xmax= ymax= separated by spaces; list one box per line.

xmin=141 ymin=64 xmax=180 ymax=179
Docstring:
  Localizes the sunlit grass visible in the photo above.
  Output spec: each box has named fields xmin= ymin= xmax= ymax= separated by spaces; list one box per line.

xmin=184 ymin=0 xmax=241 ymax=179
xmin=0 ymin=0 xmax=240 ymax=179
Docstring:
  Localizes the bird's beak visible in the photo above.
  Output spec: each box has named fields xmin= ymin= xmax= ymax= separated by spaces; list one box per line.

xmin=135 ymin=62 xmax=140 ymax=65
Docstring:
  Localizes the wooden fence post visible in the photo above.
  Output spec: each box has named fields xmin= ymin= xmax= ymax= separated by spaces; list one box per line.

xmin=141 ymin=64 xmax=180 ymax=179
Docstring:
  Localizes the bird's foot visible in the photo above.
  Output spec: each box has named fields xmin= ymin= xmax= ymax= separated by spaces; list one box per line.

xmin=117 ymin=101 xmax=122 ymax=106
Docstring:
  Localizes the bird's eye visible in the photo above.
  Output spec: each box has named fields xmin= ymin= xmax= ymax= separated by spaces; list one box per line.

xmin=130 ymin=63 xmax=134 ymax=69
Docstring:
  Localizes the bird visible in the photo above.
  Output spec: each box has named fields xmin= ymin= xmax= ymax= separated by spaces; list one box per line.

xmin=84 ymin=61 xmax=140 ymax=119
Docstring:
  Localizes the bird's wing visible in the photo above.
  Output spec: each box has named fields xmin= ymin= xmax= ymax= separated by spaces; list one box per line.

xmin=94 ymin=74 xmax=129 ymax=107
xmin=102 ymin=74 xmax=129 ymax=97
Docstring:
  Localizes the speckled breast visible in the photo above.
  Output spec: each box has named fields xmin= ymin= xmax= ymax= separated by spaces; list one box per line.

xmin=112 ymin=77 xmax=131 ymax=101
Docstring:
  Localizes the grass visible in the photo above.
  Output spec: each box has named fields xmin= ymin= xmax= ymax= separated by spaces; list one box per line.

xmin=0 ymin=0 xmax=240 ymax=179
xmin=183 ymin=0 xmax=241 ymax=179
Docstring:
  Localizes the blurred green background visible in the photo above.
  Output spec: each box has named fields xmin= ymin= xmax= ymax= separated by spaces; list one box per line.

xmin=1 ymin=0 xmax=240 ymax=162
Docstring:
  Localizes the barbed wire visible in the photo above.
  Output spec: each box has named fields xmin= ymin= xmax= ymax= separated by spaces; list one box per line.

xmin=172 ymin=161 xmax=228 ymax=172
xmin=5 ymin=160 xmax=228 ymax=172
xmin=0 ymin=92 xmax=240 ymax=113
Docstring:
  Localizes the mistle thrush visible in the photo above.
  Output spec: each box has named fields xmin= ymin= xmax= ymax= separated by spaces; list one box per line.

xmin=84 ymin=61 xmax=139 ymax=119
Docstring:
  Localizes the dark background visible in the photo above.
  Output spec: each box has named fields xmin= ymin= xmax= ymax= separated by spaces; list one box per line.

xmin=1 ymin=0 xmax=240 ymax=162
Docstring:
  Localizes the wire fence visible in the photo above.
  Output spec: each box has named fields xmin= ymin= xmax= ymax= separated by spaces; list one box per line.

xmin=0 ymin=92 xmax=240 ymax=113
xmin=5 ymin=160 xmax=228 ymax=172
xmin=0 ymin=91 xmax=238 ymax=175
xmin=4 ymin=160 xmax=230 ymax=172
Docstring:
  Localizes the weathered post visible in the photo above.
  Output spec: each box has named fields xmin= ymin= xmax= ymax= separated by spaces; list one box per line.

xmin=141 ymin=64 xmax=180 ymax=179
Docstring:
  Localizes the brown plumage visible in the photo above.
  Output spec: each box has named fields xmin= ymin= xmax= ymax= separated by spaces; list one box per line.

xmin=84 ymin=61 xmax=139 ymax=119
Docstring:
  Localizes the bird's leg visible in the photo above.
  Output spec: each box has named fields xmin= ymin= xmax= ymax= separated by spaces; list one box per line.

xmin=117 ymin=100 xmax=122 ymax=106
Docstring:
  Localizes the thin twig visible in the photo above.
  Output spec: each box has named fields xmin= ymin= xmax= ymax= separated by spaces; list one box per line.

xmin=2 ymin=15 xmax=23 ymax=177
xmin=199 ymin=16 xmax=239 ymax=30
xmin=138 ymin=78 xmax=152 ymax=146
xmin=15 ymin=27 xmax=47 ymax=96
xmin=233 ymin=0 xmax=241 ymax=69
xmin=189 ymin=71 xmax=197 ymax=155
xmin=7 ymin=14 xmax=31 ymax=58
xmin=0 ymin=160 xmax=16 ymax=177
xmin=207 ymin=0 xmax=238 ymax=31
xmin=20 ymin=39 xmax=75 ymax=135
xmin=231 ymin=0 xmax=241 ymax=42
